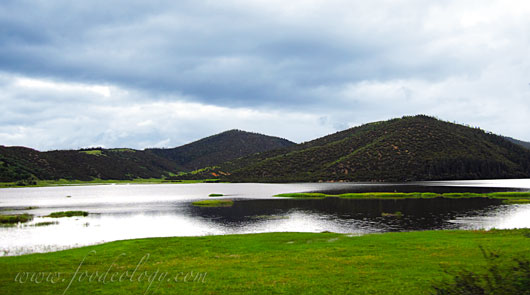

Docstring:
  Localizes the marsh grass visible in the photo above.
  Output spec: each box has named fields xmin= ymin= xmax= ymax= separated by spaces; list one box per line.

xmin=275 ymin=192 xmax=530 ymax=202
xmin=30 ymin=221 xmax=59 ymax=227
xmin=0 ymin=213 xmax=33 ymax=224
xmin=1 ymin=206 xmax=39 ymax=212
xmin=45 ymin=211 xmax=89 ymax=218
xmin=191 ymin=200 xmax=234 ymax=207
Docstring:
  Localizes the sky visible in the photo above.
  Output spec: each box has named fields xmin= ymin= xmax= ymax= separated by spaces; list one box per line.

xmin=1 ymin=0 xmax=529 ymax=151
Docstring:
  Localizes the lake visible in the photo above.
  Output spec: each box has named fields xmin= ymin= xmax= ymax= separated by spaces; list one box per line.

xmin=1 ymin=179 xmax=529 ymax=256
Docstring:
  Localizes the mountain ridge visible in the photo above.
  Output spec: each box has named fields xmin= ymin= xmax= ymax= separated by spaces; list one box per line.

xmin=147 ymin=129 xmax=295 ymax=171
xmin=505 ymin=136 xmax=530 ymax=150
xmin=220 ymin=115 xmax=530 ymax=182
xmin=0 ymin=130 xmax=294 ymax=182
xmin=2 ymin=116 xmax=530 ymax=183
xmin=0 ymin=146 xmax=183 ymax=182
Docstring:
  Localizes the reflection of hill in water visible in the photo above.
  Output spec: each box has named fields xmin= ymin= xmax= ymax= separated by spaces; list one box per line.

xmin=187 ymin=197 xmax=502 ymax=231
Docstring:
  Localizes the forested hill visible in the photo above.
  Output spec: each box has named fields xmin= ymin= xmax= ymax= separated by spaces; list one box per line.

xmin=222 ymin=115 xmax=530 ymax=182
xmin=2 ymin=117 xmax=530 ymax=183
xmin=0 ymin=130 xmax=294 ymax=182
xmin=147 ymin=130 xmax=295 ymax=171
xmin=0 ymin=147 xmax=182 ymax=182
xmin=505 ymin=137 xmax=530 ymax=150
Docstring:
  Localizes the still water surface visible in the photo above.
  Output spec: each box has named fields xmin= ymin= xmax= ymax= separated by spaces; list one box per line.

xmin=1 ymin=179 xmax=529 ymax=256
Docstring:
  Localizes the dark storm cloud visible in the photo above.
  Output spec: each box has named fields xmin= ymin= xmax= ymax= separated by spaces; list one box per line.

xmin=0 ymin=0 xmax=477 ymax=108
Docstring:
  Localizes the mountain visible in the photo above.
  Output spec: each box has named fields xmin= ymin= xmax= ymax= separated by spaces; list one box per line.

xmin=222 ymin=115 xmax=530 ymax=182
xmin=505 ymin=137 xmax=530 ymax=150
xmin=0 ymin=130 xmax=295 ymax=182
xmin=3 ymin=117 xmax=530 ymax=183
xmin=147 ymin=130 xmax=295 ymax=171
xmin=0 ymin=146 xmax=182 ymax=182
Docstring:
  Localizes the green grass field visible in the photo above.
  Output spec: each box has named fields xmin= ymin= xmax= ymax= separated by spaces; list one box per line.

xmin=0 ymin=229 xmax=529 ymax=294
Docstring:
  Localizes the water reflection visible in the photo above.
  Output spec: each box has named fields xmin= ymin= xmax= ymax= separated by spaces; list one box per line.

xmin=187 ymin=197 xmax=505 ymax=232
xmin=0 ymin=180 xmax=529 ymax=256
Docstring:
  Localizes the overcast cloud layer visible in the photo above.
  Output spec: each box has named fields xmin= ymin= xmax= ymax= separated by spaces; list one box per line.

xmin=1 ymin=0 xmax=529 ymax=150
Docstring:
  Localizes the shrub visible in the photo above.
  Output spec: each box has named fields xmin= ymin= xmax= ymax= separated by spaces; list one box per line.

xmin=432 ymin=247 xmax=530 ymax=294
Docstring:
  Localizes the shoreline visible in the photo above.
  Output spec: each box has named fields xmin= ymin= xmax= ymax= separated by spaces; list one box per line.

xmin=275 ymin=191 xmax=530 ymax=204
xmin=2 ymin=177 xmax=530 ymax=189
xmin=0 ymin=178 xmax=221 ymax=189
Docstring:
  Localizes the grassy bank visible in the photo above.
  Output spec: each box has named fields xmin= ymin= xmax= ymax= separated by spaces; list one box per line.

xmin=0 ymin=178 xmax=221 ymax=188
xmin=0 ymin=230 xmax=529 ymax=294
xmin=0 ymin=213 xmax=33 ymax=225
xmin=191 ymin=200 xmax=234 ymax=207
xmin=275 ymin=192 xmax=530 ymax=203
xmin=45 ymin=211 xmax=89 ymax=218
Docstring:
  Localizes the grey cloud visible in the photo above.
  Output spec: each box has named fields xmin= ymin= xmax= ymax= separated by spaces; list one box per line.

xmin=0 ymin=0 xmax=489 ymax=109
xmin=1 ymin=0 xmax=530 ymax=149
